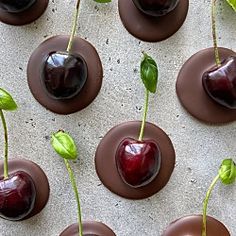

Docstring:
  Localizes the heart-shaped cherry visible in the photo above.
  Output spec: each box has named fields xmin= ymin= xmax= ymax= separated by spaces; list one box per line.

xmin=116 ymin=138 xmax=161 ymax=187
xmin=42 ymin=51 xmax=88 ymax=99
xmin=202 ymin=56 xmax=236 ymax=109
xmin=132 ymin=0 xmax=179 ymax=17
xmin=0 ymin=171 xmax=36 ymax=220
xmin=0 ymin=0 xmax=35 ymax=13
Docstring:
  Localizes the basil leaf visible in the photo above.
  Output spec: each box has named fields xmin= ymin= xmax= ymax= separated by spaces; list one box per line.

xmin=51 ymin=131 xmax=78 ymax=160
xmin=226 ymin=0 xmax=236 ymax=11
xmin=0 ymin=88 xmax=17 ymax=111
xmin=140 ymin=53 xmax=158 ymax=93
xmin=219 ymin=159 xmax=236 ymax=185
xmin=93 ymin=0 xmax=111 ymax=3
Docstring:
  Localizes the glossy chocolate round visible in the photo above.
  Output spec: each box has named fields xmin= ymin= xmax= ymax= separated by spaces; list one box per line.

xmin=27 ymin=35 xmax=103 ymax=115
xmin=60 ymin=221 xmax=116 ymax=236
xmin=118 ymin=0 xmax=189 ymax=42
xmin=0 ymin=0 xmax=48 ymax=26
xmin=176 ymin=47 xmax=236 ymax=124
xmin=95 ymin=121 xmax=175 ymax=199
xmin=162 ymin=215 xmax=230 ymax=236
xmin=0 ymin=158 xmax=50 ymax=220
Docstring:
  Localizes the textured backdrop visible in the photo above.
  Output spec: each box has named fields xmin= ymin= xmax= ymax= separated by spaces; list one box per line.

xmin=0 ymin=0 xmax=235 ymax=235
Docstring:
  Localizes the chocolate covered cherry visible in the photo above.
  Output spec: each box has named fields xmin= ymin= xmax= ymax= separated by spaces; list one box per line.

xmin=0 ymin=171 xmax=36 ymax=220
xmin=0 ymin=0 xmax=35 ymax=13
xmin=132 ymin=0 xmax=179 ymax=17
xmin=202 ymin=56 xmax=236 ymax=109
xmin=42 ymin=51 xmax=88 ymax=99
xmin=116 ymin=138 xmax=161 ymax=187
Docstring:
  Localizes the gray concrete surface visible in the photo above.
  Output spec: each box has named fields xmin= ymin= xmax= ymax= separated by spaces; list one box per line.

xmin=0 ymin=0 xmax=236 ymax=235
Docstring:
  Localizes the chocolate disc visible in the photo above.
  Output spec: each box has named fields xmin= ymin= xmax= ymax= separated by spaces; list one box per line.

xmin=0 ymin=0 xmax=48 ymax=26
xmin=60 ymin=221 xmax=116 ymax=236
xmin=27 ymin=35 xmax=103 ymax=114
xmin=95 ymin=121 xmax=175 ymax=199
xmin=0 ymin=158 xmax=50 ymax=220
xmin=118 ymin=0 xmax=189 ymax=42
xmin=162 ymin=215 xmax=230 ymax=236
xmin=176 ymin=47 xmax=236 ymax=124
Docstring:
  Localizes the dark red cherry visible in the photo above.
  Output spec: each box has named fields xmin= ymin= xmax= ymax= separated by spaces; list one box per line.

xmin=41 ymin=51 xmax=88 ymax=100
xmin=0 ymin=0 xmax=35 ymax=13
xmin=115 ymin=138 xmax=161 ymax=187
xmin=202 ymin=56 xmax=236 ymax=109
xmin=132 ymin=0 xmax=179 ymax=17
xmin=0 ymin=171 xmax=36 ymax=221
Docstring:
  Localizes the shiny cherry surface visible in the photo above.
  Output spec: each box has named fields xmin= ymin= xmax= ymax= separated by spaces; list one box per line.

xmin=116 ymin=138 xmax=161 ymax=187
xmin=42 ymin=51 xmax=88 ymax=100
xmin=0 ymin=171 xmax=36 ymax=220
xmin=202 ymin=56 xmax=236 ymax=109
xmin=0 ymin=0 xmax=35 ymax=13
xmin=132 ymin=0 xmax=179 ymax=17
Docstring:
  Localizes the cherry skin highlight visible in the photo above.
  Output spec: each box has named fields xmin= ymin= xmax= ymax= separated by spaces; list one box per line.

xmin=42 ymin=51 xmax=88 ymax=100
xmin=202 ymin=56 xmax=236 ymax=109
xmin=0 ymin=0 xmax=35 ymax=13
xmin=132 ymin=0 xmax=179 ymax=17
xmin=116 ymin=138 xmax=161 ymax=188
xmin=0 ymin=171 xmax=36 ymax=221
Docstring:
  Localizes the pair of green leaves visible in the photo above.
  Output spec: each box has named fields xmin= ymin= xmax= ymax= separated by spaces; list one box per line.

xmin=219 ymin=159 xmax=236 ymax=185
xmin=51 ymin=131 xmax=78 ymax=160
xmin=226 ymin=0 xmax=236 ymax=11
xmin=0 ymin=88 xmax=17 ymax=111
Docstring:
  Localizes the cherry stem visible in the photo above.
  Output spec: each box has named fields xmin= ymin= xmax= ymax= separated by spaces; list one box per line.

xmin=0 ymin=110 xmax=8 ymax=179
xmin=67 ymin=0 xmax=81 ymax=53
xmin=201 ymin=174 xmax=220 ymax=236
xmin=138 ymin=89 xmax=149 ymax=141
xmin=64 ymin=159 xmax=83 ymax=236
xmin=211 ymin=0 xmax=221 ymax=66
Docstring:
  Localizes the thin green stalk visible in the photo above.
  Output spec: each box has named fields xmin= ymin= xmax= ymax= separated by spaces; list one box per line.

xmin=138 ymin=89 xmax=149 ymax=141
xmin=67 ymin=0 xmax=81 ymax=53
xmin=64 ymin=159 xmax=83 ymax=236
xmin=202 ymin=174 xmax=220 ymax=236
xmin=0 ymin=110 xmax=8 ymax=179
xmin=211 ymin=0 xmax=221 ymax=66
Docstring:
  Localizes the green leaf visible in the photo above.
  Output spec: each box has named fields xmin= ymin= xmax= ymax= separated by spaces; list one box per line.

xmin=93 ymin=0 xmax=111 ymax=3
xmin=0 ymin=88 xmax=17 ymax=111
xmin=219 ymin=159 xmax=236 ymax=185
xmin=140 ymin=53 xmax=158 ymax=93
xmin=226 ymin=0 xmax=236 ymax=11
xmin=51 ymin=131 xmax=78 ymax=160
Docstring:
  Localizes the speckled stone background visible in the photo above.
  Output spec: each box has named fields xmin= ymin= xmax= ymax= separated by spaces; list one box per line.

xmin=0 ymin=0 xmax=236 ymax=235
